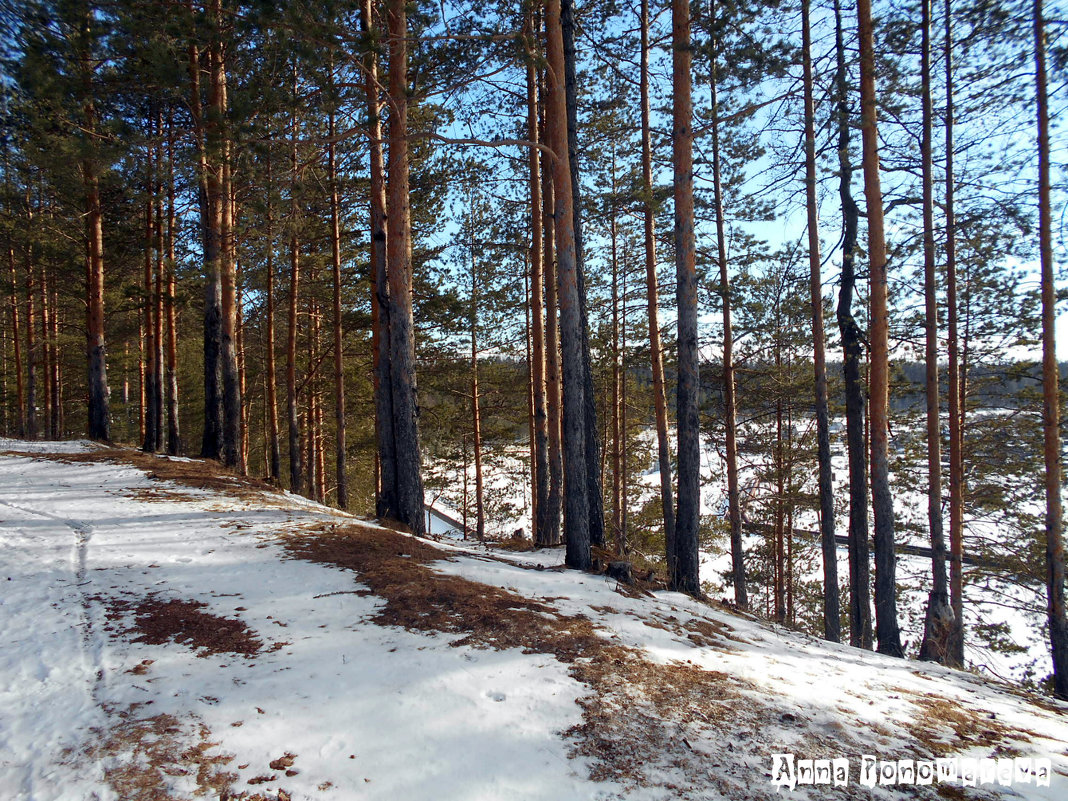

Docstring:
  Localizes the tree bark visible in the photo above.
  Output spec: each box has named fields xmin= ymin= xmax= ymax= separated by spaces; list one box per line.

xmin=264 ymin=153 xmax=280 ymax=480
xmin=857 ymin=0 xmax=903 ymax=657
xmin=7 ymin=233 xmax=24 ymax=438
xmin=671 ymin=0 xmax=702 ymax=596
xmin=190 ymin=30 xmax=223 ymax=461
xmin=560 ymin=0 xmax=605 ymax=549
xmin=944 ymin=0 xmax=965 ymax=666
xmin=833 ymin=0 xmax=872 ymax=649
xmin=1035 ymin=0 xmax=1068 ymax=700
xmin=328 ymin=105 xmax=348 ymax=509
xmin=386 ymin=0 xmax=426 ymax=534
xmin=211 ymin=0 xmax=242 ymax=473
xmin=918 ymin=0 xmax=954 ymax=664
xmin=287 ymin=73 xmax=303 ymax=496
xmin=708 ymin=1 xmax=746 ymax=607
xmin=640 ymin=0 xmax=676 ymax=558
xmin=143 ymin=179 xmax=159 ymax=452
xmin=165 ymin=114 xmax=181 ymax=456
xmin=542 ymin=101 xmax=563 ymax=548
xmin=469 ymin=194 xmax=484 ymax=541
xmin=25 ymin=218 xmax=37 ymax=441
xmin=361 ymin=0 xmax=396 ymax=519
xmin=802 ymin=0 xmax=839 ymax=642
xmin=526 ymin=12 xmax=551 ymax=547
xmin=546 ymin=0 xmax=590 ymax=569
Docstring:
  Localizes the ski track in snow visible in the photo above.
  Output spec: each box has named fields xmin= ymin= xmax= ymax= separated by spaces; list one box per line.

xmin=1 ymin=439 xmax=1067 ymax=801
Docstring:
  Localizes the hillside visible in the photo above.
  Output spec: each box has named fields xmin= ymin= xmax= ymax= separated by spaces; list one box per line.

xmin=1 ymin=439 xmax=1066 ymax=801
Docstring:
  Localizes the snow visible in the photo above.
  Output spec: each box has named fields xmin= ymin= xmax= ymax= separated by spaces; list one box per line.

xmin=1 ymin=440 xmax=1066 ymax=800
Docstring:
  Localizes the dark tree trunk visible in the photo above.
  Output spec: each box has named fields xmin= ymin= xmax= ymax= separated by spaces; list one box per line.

xmin=918 ymin=0 xmax=955 ymax=664
xmin=287 ymin=80 xmax=303 ymax=496
xmin=833 ymin=0 xmax=872 ymax=649
xmin=802 ymin=0 xmax=839 ymax=641
xmin=560 ymin=0 xmax=605 ymax=550
xmin=708 ymin=1 xmax=746 ymax=607
xmin=386 ymin=0 xmax=425 ymax=534
xmin=546 ymin=0 xmax=590 ymax=569
xmin=671 ymin=0 xmax=702 ymax=596
xmin=210 ymin=1 xmax=242 ymax=473
xmin=944 ymin=0 xmax=965 ymax=666
xmin=361 ymin=0 xmax=396 ymax=519
xmin=190 ymin=34 xmax=223 ymax=461
xmin=1035 ymin=0 xmax=1068 ymax=700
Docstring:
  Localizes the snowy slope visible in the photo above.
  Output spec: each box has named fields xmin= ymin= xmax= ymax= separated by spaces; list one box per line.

xmin=1 ymin=439 xmax=1066 ymax=801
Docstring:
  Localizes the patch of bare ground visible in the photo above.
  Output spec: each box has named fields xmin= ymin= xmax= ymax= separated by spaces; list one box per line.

xmin=280 ymin=523 xmax=853 ymax=798
xmin=72 ymin=706 xmax=236 ymax=800
xmin=103 ymin=594 xmax=269 ymax=657
xmin=905 ymin=694 xmax=1029 ymax=757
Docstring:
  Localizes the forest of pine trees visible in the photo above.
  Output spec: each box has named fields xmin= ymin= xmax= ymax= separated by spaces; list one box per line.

xmin=0 ymin=0 xmax=1066 ymax=697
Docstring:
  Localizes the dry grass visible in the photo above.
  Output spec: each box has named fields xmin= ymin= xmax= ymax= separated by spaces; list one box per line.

xmin=74 ymin=707 xmax=236 ymax=800
xmin=906 ymin=694 xmax=1027 ymax=757
xmin=6 ymin=446 xmax=283 ymax=505
xmin=103 ymin=595 xmax=266 ymax=657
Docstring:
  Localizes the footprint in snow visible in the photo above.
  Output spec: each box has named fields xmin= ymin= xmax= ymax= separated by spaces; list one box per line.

xmin=486 ymin=691 xmax=506 ymax=702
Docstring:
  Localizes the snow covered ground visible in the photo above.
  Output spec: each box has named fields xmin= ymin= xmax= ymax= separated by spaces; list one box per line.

xmin=1 ymin=439 xmax=1067 ymax=800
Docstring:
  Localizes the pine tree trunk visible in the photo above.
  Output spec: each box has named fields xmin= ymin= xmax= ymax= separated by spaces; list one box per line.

xmin=287 ymin=88 xmax=304 ymax=496
xmin=640 ymin=0 xmax=676 ymax=556
xmin=1035 ymin=0 xmax=1068 ymax=700
xmin=264 ymin=154 xmax=280 ymax=480
xmin=833 ymin=0 xmax=872 ymax=649
xmin=526 ymin=11 xmax=551 ymax=548
xmin=143 ymin=188 xmax=158 ymax=452
xmin=919 ymin=0 xmax=954 ymax=664
xmin=944 ymin=0 xmax=965 ymax=665
xmin=386 ymin=0 xmax=425 ymax=534
xmin=610 ymin=176 xmax=622 ymax=551
xmin=165 ymin=144 xmax=181 ymax=455
xmin=211 ymin=2 xmax=243 ymax=473
xmin=190 ymin=31 xmax=223 ymax=461
xmin=857 ymin=0 xmax=903 ymax=657
xmin=542 ymin=112 xmax=563 ymax=548
xmin=328 ymin=106 xmax=348 ymax=509
xmin=85 ymin=167 xmax=109 ymax=442
xmin=671 ymin=0 xmax=702 ymax=596
xmin=362 ymin=0 xmax=396 ymax=519
xmin=560 ymin=0 xmax=605 ymax=550
xmin=39 ymin=263 xmax=52 ymax=439
xmin=25 ymin=230 xmax=37 ymax=441
xmin=708 ymin=2 xmax=746 ymax=607
xmin=470 ymin=209 xmax=484 ymax=541
xmin=546 ymin=0 xmax=590 ymax=569
xmin=803 ymin=0 xmax=839 ymax=641
xmin=7 ymin=234 xmax=24 ymax=438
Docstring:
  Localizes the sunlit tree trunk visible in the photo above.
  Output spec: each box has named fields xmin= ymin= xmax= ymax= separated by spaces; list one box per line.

xmin=526 ymin=13 xmax=551 ymax=547
xmin=857 ymin=0 xmax=903 ymax=657
xmin=545 ymin=0 xmax=590 ymax=569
